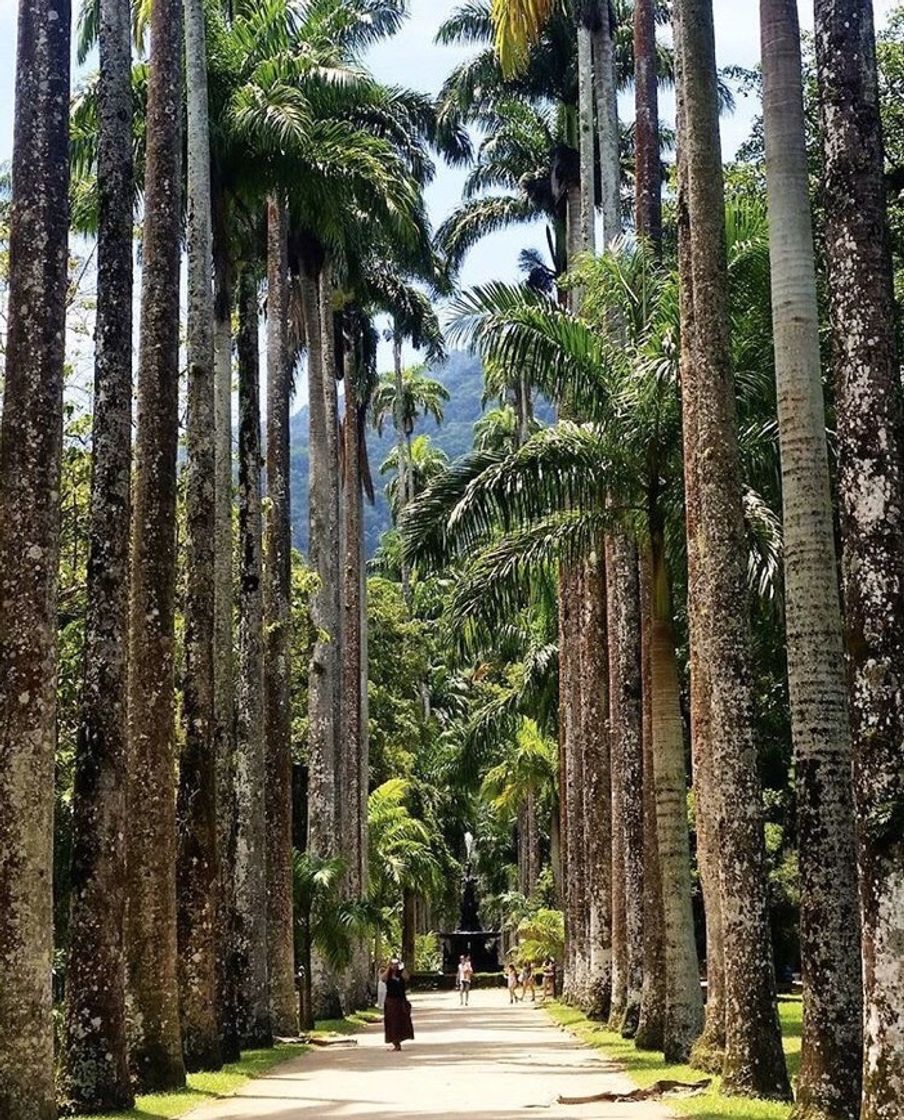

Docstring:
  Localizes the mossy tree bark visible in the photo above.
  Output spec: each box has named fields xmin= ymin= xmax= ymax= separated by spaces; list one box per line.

xmin=263 ymin=196 xmax=298 ymax=1037
xmin=634 ymin=546 xmax=665 ymax=1053
xmin=235 ymin=267 xmax=273 ymax=1048
xmin=125 ymin=0 xmax=186 ymax=1089
xmin=814 ymin=3 xmax=904 ymax=1117
xmin=177 ymin=0 xmax=221 ymax=1070
xmin=674 ymin=0 xmax=790 ymax=1098
xmin=63 ymin=0 xmax=133 ymax=1104
xmin=581 ymin=547 xmax=612 ymax=1019
xmin=212 ymin=238 xmax=242 ymax=1063
xmin=0 ymin=0 xmax=70 ymax=1113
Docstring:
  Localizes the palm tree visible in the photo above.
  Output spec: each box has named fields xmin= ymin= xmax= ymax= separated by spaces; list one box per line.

xmin=234 ymin=262 xmax=273 ymax=1048
xmin=380 ymin=436 xmax=450 ymax=521
xmin=293 ymin=853 xmax=375 ymax=1031
xmin=62 ymin=0 xmax=134 ymax=1105
xmin=405 ymin=215 xmax=782 ymax=1056
xmin=760 ymin=4 xmax=862 ymax=1117
xmin=125 ymin=0 xmax=186 ymax=1089
xmin=368 ymin=779 xmax=445 ymax=971
xmin=813 ymin=3 xmax=904 ymax=1117
xmin=372 ymin=366 xmax=450 ymax=512
xmin=634 ymin=546 xmax=665 ymax=1052
xmin=177 ymin=0 xmax=221 ymax=1070
xmin=634 ymin=0 xmax=662 ymax=248
xmin=0 ymin=0 xmax=70 ymax=1112
xmin=263 ymin=194 xmax=298 ymax=1038
xmin=673 ymin=0 xmax=789 ymax=1098
xmin=482 ymin=718 xmax=557 ymax=894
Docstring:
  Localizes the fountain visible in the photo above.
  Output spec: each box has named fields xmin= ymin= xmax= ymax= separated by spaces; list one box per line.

xmin=440 ymin=832 xmax=502 ymax=975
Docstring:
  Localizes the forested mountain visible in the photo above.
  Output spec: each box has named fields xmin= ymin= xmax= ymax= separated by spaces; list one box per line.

xmin=290 ymin=351 xmax=485 ymax=556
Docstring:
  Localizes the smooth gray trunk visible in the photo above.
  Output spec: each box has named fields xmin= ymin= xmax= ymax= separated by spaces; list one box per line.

xmin=762 ymin=4 xmax=862 ymax=1117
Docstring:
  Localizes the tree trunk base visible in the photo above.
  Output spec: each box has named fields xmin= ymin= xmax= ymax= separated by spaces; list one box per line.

xmin=689 ymin=1035 xmax=725 ymax=1074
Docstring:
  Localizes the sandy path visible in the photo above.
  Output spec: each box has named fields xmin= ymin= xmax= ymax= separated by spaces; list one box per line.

xmin=186 ymin=988 xmax=670 ymax=1120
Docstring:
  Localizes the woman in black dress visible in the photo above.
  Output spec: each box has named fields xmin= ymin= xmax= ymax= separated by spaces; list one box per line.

xmin=381 ymin=958 xmax=414 ymax=1051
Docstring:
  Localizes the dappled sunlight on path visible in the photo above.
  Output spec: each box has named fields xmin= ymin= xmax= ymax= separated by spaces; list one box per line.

xmin=185 ymin=990 xmax=670 ymax=1119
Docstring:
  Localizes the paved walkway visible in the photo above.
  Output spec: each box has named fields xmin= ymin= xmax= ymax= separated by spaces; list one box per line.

xmin=187 ymin=989 xmax=670 ymax=1120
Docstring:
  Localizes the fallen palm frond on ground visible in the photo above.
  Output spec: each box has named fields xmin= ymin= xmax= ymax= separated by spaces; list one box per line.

xmin=558 ymin=1078 xmax=712 ymax=1104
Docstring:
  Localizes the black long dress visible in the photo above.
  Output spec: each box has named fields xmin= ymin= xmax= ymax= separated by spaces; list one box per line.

xmin=384 ymin=973 xmax=415 ymax=1045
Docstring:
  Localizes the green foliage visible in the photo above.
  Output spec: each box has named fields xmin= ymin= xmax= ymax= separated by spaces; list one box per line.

xmin=414 ymin=932 xmax=442 ymax=973
xmin=292 ymin=851 xmax=377 ymax=974
xmin=515 ymin=908 xmax=564 ymax=965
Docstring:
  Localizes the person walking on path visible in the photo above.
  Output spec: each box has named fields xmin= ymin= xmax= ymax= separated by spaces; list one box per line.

xmin=457 ymin=954 xmax=474 ymax=1006
xmin=382 ymin=959 xmax=415 ymax=1052
xmin=521 ymin=962 xmax=536 ymax=1002
xmin=506 ymin=963 xmax=522 ymax=1004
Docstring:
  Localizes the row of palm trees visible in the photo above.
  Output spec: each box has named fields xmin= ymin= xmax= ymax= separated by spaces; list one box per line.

xmin=0 ymin=0 xmax=459 ymax=1116
xmin=403 ymin=2 xmax=902 ymax=1119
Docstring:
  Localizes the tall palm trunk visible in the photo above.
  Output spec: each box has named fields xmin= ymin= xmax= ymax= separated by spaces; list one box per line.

xmin=649 ymin=530 xmax=704 ymax=1062
xmin=63 ymin=0 xmax=132 ymax=1104
xmin=613 ymin=538 xmax=644 ymax=1039
xmin=674 ymin=0 xmax=789 ymax=1098
xmin=212 ymin=238 xmax=241 ymax=1063
xmin=263 ymin=196 xmax=298 ymax=1037
xmin=581 ymin=547 xmax=612 ymax=1019
xmin=320 ymin=265 xmax=342 ymax=839
xmin=632 ymin=0 xmax=666 ymax=1056
xmin=341 ymin=326 xmax=369 ymax=1010
xmin=392 ymin=331 xmax=412 ymax=605
xmin=607 ymin=538 xmax=627 ymax=1031
xmin=592 ymin=1 xmax=619 ymax=244
xmin=634 ymin=545 xmax=665 ymax=1052
xmin=634 ymin=0 xmax=662 ymax=250
xmin=813 ymin=4 xmax=904 ymax=1117
xmin=177 ymin=0 xmax=221 ymax=1070
xmin=0 ymin=0 xmax=70 ymax=1113
xmin=303 ymin=263 xmax=342 ymax=1020
xmin=761 ymin=5 xmax=862 ymax=1117
xmin=674 ymin=61 xmax=725 ymax=1072
xmin=303 ymin=263 xmax=336 ymax=857
xmin=126 ymin=0 xmax=186 ymax=1088
xmin=235 ymin=267 xmax=273 ymax=1048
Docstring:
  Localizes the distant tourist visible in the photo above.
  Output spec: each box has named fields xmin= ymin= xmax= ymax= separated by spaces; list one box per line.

xmin=543 ymin=957 xmax=558 ymax=999
xmin=506 ymin=963 xmax=522 ymax=1004
xmin=521 ymin=961 xmax=536 ymax=1002
xmin=457 ymin=954 xmax=474 ymax=1006
xmin=381 ymin=958 xmax=414 ymax=1052
xmin=377 ymin=959 xmax=388 ymax=1011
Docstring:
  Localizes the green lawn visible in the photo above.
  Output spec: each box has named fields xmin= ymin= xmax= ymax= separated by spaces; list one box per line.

xmin=546 ymin=997 xmax=803 ymax=1120
xmin=73 ymin=1009 xmax=382 ymax=1120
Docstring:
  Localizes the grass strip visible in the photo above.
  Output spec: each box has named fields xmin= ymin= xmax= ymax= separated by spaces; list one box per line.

xmin=74 ymin=1008 xmax=382 ymax=1120
xmin=546 ymin=998 xmax=802 ymax=1120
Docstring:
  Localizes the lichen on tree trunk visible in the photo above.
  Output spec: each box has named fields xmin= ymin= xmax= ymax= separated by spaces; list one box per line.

xmin=263 ymin=196 xmax=298 ymax=1037
xmin=0 ymin=0 xmax=70 ymax=1113
xmin=234 ymin=267 xmax=273 ymax=1049
xmin=125 ymin=0 xmax=186 ymax=1089
xmin=63 ymin=0 xmax=134 ymax=1103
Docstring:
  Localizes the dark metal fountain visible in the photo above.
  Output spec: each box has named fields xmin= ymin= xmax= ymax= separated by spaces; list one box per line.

xmin=440 ymin=833 xmax=502 ymax=975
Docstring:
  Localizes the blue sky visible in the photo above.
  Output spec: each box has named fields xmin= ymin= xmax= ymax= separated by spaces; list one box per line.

xmin=0 ymin=0 xmax=899 ymax=404
xmin=0 ymin=0 xmax=898 ymax=289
